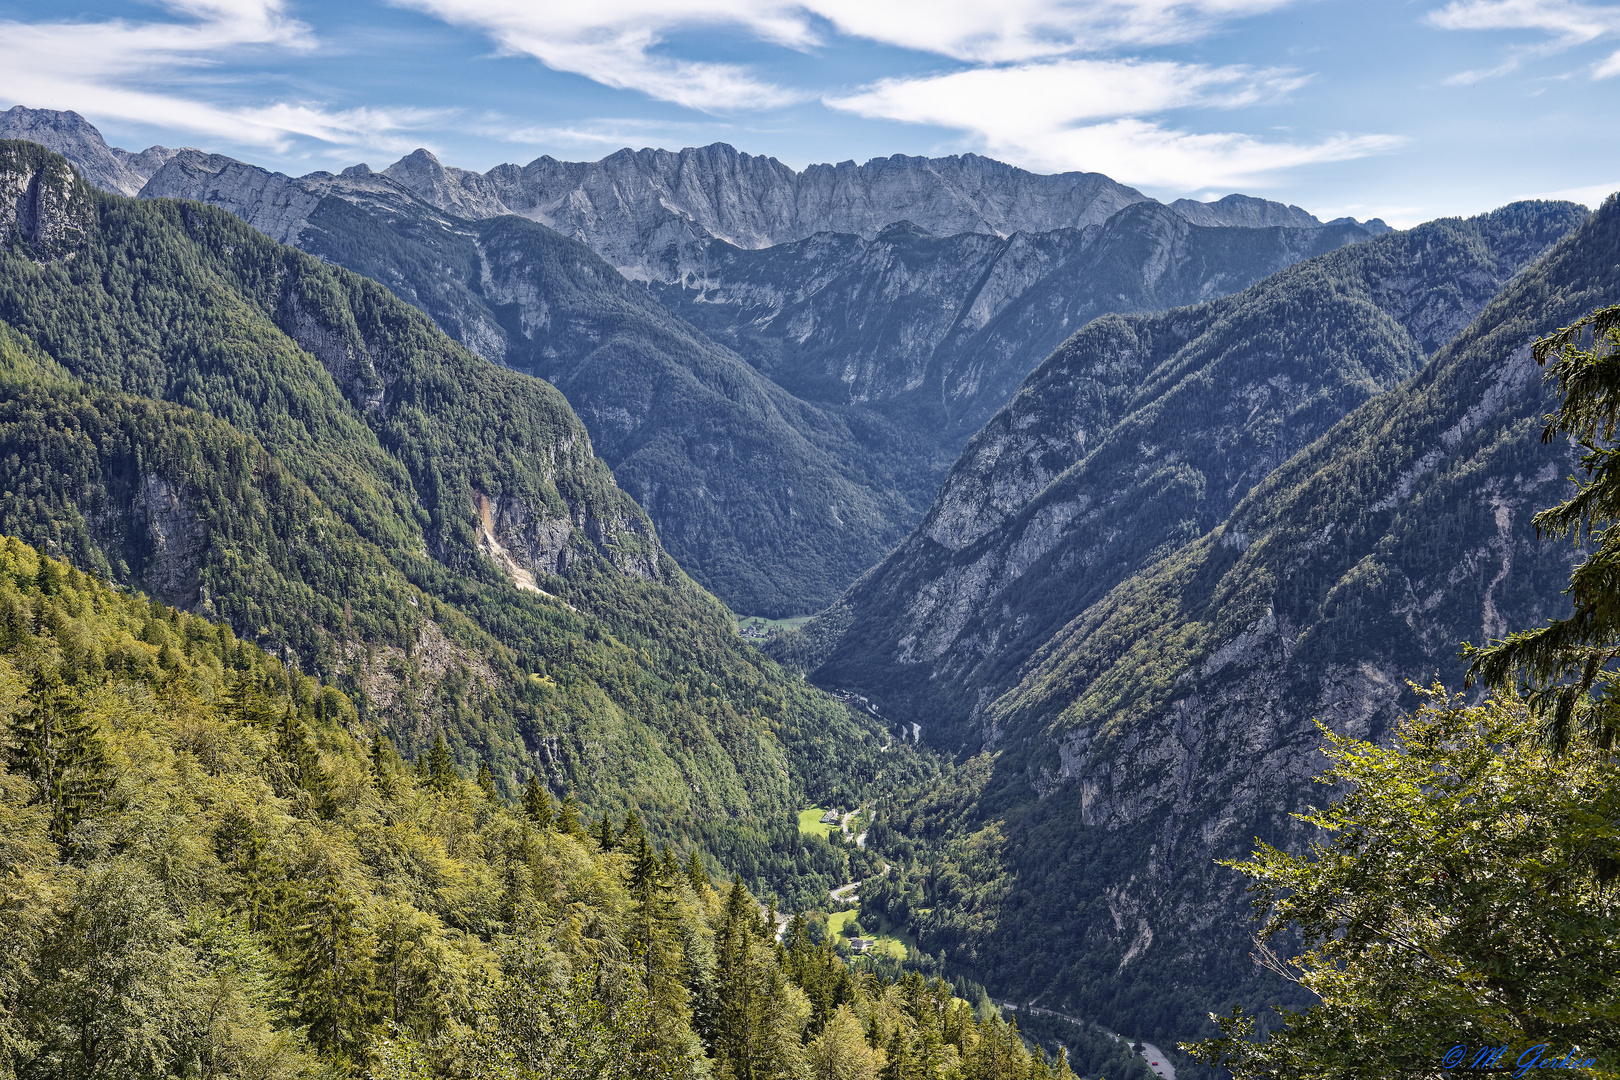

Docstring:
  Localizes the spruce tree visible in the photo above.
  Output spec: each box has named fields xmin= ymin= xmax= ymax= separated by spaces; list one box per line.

xmin=881 ymin=1026 xmax=910 ymax=1080
xmin=476 ymin=761 xmax=498 ymax=802
xmin=369 ymin=731 xmax=395 ymax=795
xmin=686 ymin=849 xmax=710 ymax=895
xmin=426 ymin=735 xmax=456 ymax=793
xmin=625 ymin=834 xmax=687 ymax=1041
xmin=285 ymin=870 xmax=382 ymax=1064
xmin=620 ymin=807 xmax=645 ymax=846
xmin=1471 ymin=302 xmax=1620 ymax=748
xmin=522 ymin=773 xmax=553 ymax=826
xmin=557 ymin=793 xmax=583 ymax=836
xmin=7 ymin=666 xmax=111 ymax=852
xmin=594 ymin=813 xmax=617 ymax=852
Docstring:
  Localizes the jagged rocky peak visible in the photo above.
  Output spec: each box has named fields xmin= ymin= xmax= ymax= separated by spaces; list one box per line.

xmin=382 ymin=147 xmax=510 ymax=219
xmin=0 ymin=105 xmax=176 ymax=196
xmin=1170 ymin=192 xmax=1322 ymax=229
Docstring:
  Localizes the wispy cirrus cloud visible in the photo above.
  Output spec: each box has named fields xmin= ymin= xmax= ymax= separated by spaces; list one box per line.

xmin=1426 ymin=0 xmax=1620 ymax=80
xmin=395 ymin=0 xmax=1299 ymax=111
xmin=0 ymin=0 xmax=443 ymax=153
xmin=827 ymin=58 xmax=1402 ymax=190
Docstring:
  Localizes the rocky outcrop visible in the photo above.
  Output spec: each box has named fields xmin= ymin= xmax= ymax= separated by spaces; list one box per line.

xmin=1168 ymin=193 xmax=1322 ymax=229
xmin=381 ymin=148 xmax=510 ymax=219
xmin=135 ymin=473 xmax=206 ymax=608
xmin=0 ymin=139 xmax=93 ymax=259
xmin=140 ymin=150 xmax=322 ymax=244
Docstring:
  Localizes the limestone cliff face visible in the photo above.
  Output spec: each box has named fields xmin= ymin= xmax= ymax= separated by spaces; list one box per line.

xmin=381 ymin=141 xmax=1379 ymax=287
xmin=802 ymin=202 xmax=1588 ymax=751
xmin=139 ymin=150 xmax=321 ymax=244
xmin=0 ymin=139 xmax=93 ymax=260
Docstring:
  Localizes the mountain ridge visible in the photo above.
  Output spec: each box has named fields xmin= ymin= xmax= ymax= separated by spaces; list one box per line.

xmin=8 ymin=111 xmax=1388 ymax=614
xmin=788 ymin=199 xmax=1588 ymax=742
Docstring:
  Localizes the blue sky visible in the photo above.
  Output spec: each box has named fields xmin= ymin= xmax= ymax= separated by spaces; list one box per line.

xmin=1 ymin=0 xmax=1617 ymax=226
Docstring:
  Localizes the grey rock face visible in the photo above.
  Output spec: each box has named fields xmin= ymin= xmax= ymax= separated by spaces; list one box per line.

xmin=1168 ymin=193 xmax=1321 ymax=229
xmin=0 ymin=139 xmax=93 ymax=260
xmin=139 ymin=150 xmax=323 ymax=244
xmin=385 ymin=141 xmax=1337 ymax=284
xmin=136 ymin=473 xmax=206 ymax=608
xmin=382 ymin=148 xmax=510 ymax=219
xmin=663 ymin=202 xmax=1370 ymax=438
xmin=0 ymin=106 xmax=175 ymax=195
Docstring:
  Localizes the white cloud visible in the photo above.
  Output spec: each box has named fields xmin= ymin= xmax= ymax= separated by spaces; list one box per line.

xmin=1427 ymin=0 xmax=1620 ymax=41
xmin=0 ymin=1 xmax=438 ymax=153
xmin=828 ymin=60 xmax=1400 ymax=191
xmin=828 ymin=58 xmax=1308 ymax=131
xmin=799 ymin=0 xmax=1297 ymax=61
xmin=1526 ymin=179 xmax=1620 ymax=205
xmin=396 ymin=0 xmax=1298 ymax=110
xmin=398 ymin=0 xmax=811 ymax=111
xmin=1426 ymin=0 xmax=1620 ymax=79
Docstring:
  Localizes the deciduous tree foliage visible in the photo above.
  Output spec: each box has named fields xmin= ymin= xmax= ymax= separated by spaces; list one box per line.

xmin=1188 ymin=690 xmax=1620 ymax=1078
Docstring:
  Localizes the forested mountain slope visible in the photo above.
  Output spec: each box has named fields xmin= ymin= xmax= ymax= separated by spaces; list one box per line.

xmin=847 ymin=195 xmax=1620 ymax=1040
xmin=125 ymin=142 xmax=1372 ymax=616
xmin=128 ymin=146 xmax=927 ymax=615
xmin=0 ymin=138 xmax=904 ymax=900
xmin=794 ymin=201 xmax=1587 ymax=743
xmin=0 ymin=535 xmax=1074 ymax=1079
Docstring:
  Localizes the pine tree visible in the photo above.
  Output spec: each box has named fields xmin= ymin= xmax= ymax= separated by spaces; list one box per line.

xmin=476 ymin=761 xmax=498 ymax=802
xmin=594 ymin=813 xmax=617 ymax=852
xmin=522 ymin=773 xmax=553 ymax=826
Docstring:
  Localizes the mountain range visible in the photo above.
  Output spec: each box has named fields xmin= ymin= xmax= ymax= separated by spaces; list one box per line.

xmin=1 ymin=105 xmax=1388 ymax=614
